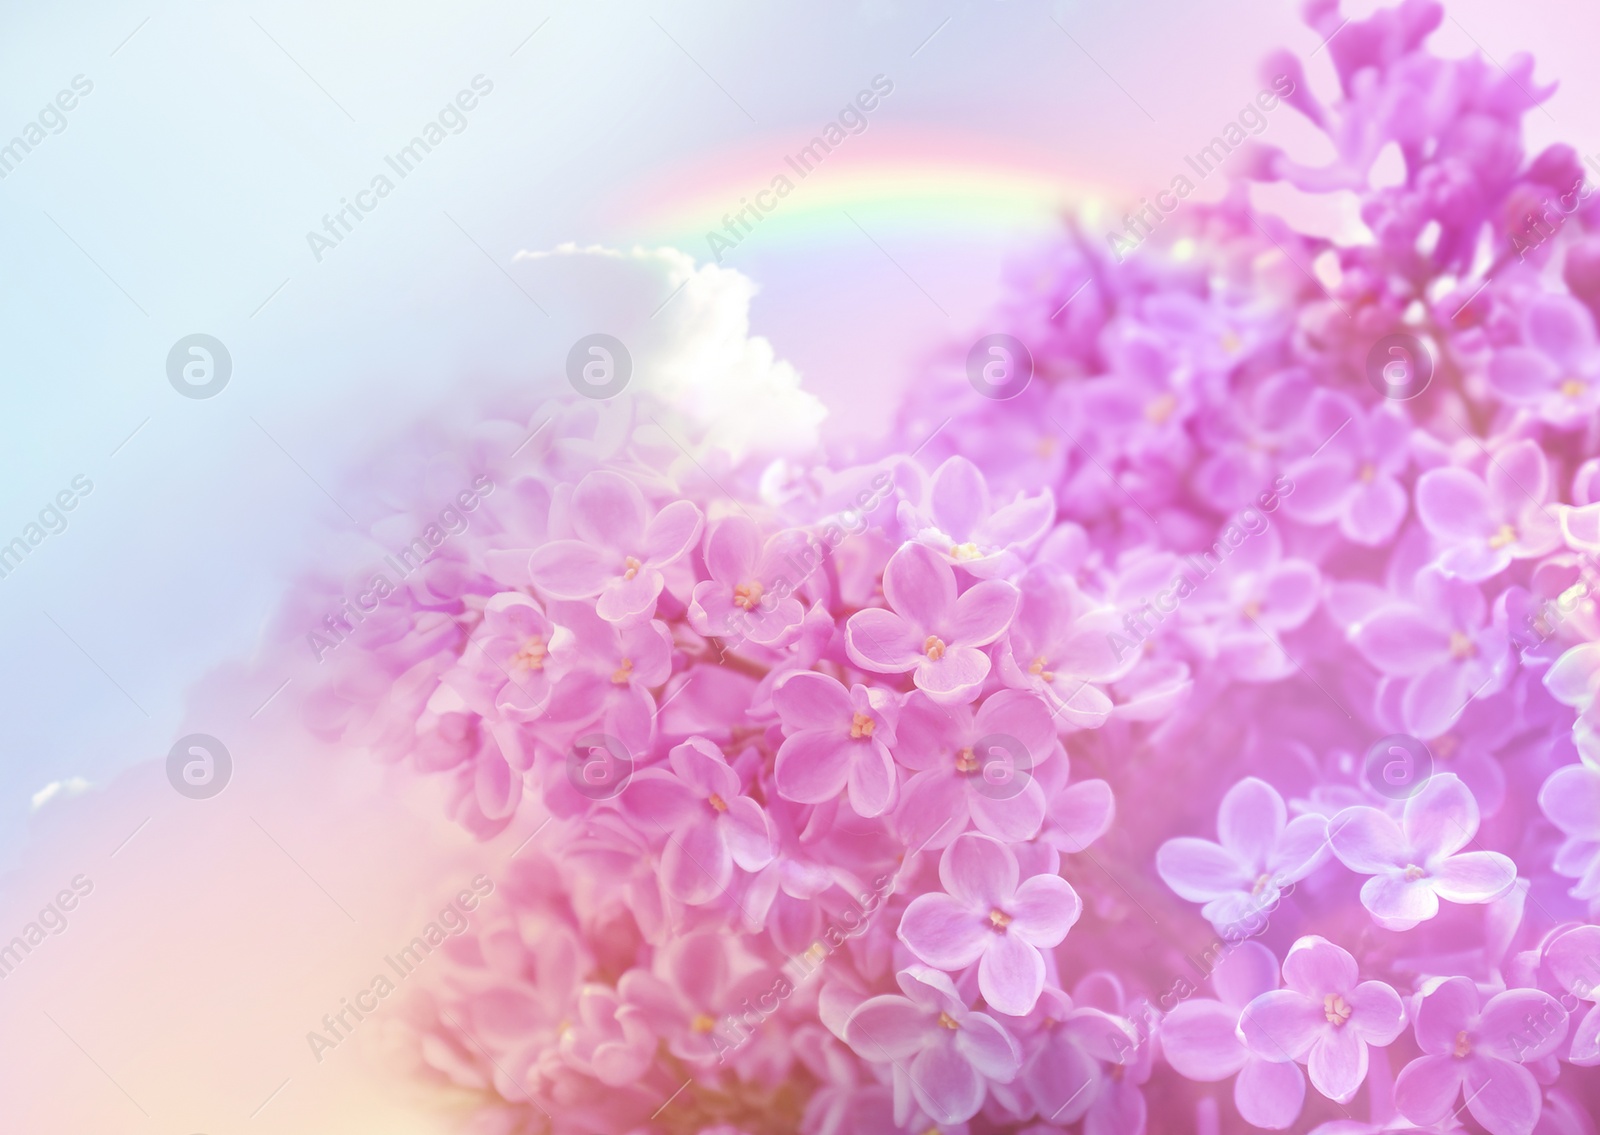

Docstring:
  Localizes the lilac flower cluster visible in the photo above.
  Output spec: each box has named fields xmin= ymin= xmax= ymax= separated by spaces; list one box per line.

xmin=305 ymin=2 xmax=1600 ymax=1132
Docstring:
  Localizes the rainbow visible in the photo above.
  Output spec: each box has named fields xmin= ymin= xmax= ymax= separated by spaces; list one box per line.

xmin=606 ymin=127 xmax=1111 ymax=254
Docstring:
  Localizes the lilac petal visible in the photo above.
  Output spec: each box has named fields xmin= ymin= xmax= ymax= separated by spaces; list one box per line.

xmin=1489 ymin=347 xmax=1559 ymax=402
xmin=844 ymin=995 xmax=927 ymax=1061
xmin=662 ymin=818 xmax=731 ymax=904
xmin=1416 ymin=468 xmax=1493 ymax=541
xmin=1545 ymin=643 xmax=1600 ymax=707
xmin=897 ymin=771 xmax=970 ymax=850
xmin=1393 ymin=1054 xmax=1465 ymax=1125
xmin=669 ymin=737 xmax=738 ymax=798
xmin=1437 ymin=541 xmax=1512 ymax=583
xmin=1268 ymin=813 xmax=1332 ymax=882
xmin=703 ymin=515 xmax=758 ymax=584
xmin=1281 ymin=936 xmax=1358 ymax=1000
xmin=1412 ymin=976 xmax=1478 ymax=1056
xmin=883 ymin=542 xmax=956 ymax=631
xmin=908 ymin=1045 xmax=985 ymax=1125
xmin=596 ymin=567 xmax=663 ymax=622
xmin=1008 ymin=874 xmax=1082 ymax=946
xmin=1343 ymin=476 xmax=1407 ymax=546
xmin=1085 ymin=1077 xmax=1145 ymax=1135
xmin=1063 ymin=1006 xmax=1139 ymax=1062
xmin=954 ymin=1011 xmax=1021 ymax=1081
xmin=1161 ymin=1000 xmax=1248 ymax=1080
xmin=1214 ymin=940 xmax=1281 ymax=1008
xmin=949 ymin=580 xmax=1021 ymax=647
xmin=1023 ymin=1034 xmax=1099 ymax=1122
xmin=772 ymin=670 xmax=852 ymax=732
xmin=929 ymin=455 xmax=991 ymax=541
xmin=941 ymin=832 xmax=1018 ymax=909
xmin=846 ymin=739 xmax=897 ymax=818
xmin=1260 ymin=561 xmax=1321 ymax=630
xmin=1346 ymin=980 xmax=1405 ymax=1045
xmin=774 ymin=731 xmax=851 ymax=804
xmin=1403 ymin=772 xmax=1478 ymax=858
xmin=1359 ymin=872 xmax=1439 ymax=925
xmin=900 ymin=893 xmax=988 ymax=970
xmin=1238 ymin=989 xmax=1323 ymax=1062
xmin=1218 ymin=777 xmax=1286 ymax=871
xmin=1545 ymin=925 xmax=1600 ymax=999
xmin=1430 ymin=851 xmax=1517 ymax=904
xmin=979 ymin=931 xmax=1045 ymax=1016
xmin=973 ymin=689 xmax=1055 ymax=762
xmin=619 ymin=768 xmax=700 ymax=826
xmin=1328 ymin=807 xmax=1406 ymax=873
xmin=1463 ymin=1058 xmax=1541 ymax=1135
xmin=1478 ymin=989 xmax=1566 ymax=1062
xmin=570 ymin=471 xmax=647 ymax=548
xmin=1352 ymin=607 xmax=1446 ymax=675
xmin=983 ymin=491 xmax=1055 ymax=549
xmin=1488 ymin=439 xmax=1550 ymax=512
xmin=846 ymin=608 xmax=924 ymax=673
xmin=1526 ymin=292 xmax=1599 ymax=364
xmin=721 ymin=797 xmax=775 ymax=872
xmin=1048 ymin=778 xmax=1115 ymax=852
xmin=1401 ymin=660 xmax=1473 ymax=739
xmin=1156 ymin=837 xmax=1251 ymax=902
xmin=1235 ymin=1055 xmax=1306 ymax=1129
xmin=1570 ymin=1004 xmax=1600 ymax=1063
xmin=528 ymin=540 xmax=613 ymax=598
xmin=1307 ymin=1024 xmax=1366 ymax=1103
xmin=1281 ymin=455 xmax=1350 ymax=524
xmin=968 ymin=775 xmax=1046 ymax=843
xmin=915 ymin=646 xmax=993 ymax=703
xmin=642 ymin=499 xmax=704 ymax=565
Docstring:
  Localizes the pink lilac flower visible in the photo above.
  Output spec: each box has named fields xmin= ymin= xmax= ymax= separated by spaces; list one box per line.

xmin=1329 ymin=772 xmax=1518 ymax=930
xmin=528 ymin=469 xmax=703 ymax=621
xmin=1393 ymin=977 xmax=1568 ymax=1135
xmin=998 ymin=984 xmax=1140 ymax=1127
xmin=845 ymin=541 xmax=1020 ymax=704
xmin=1536 ymin=743 xmax=1600 ymax=902
xmin=618 ymin=736 xmax=776 ymax=904
xmin=1156 ymin=777 xmax=1330 ymax=934
xmin=1543 ymin=925 xmax=1600 ymax=1063
xmin=899 ymin=455 xmax=1056 ymax=579
xmin=687 ymin=515 xmax=808 ymax=646
xmin=1489 ymin=292 xmax=1600 ymax=427
xmin=443 ymin=591 xmax=568 ymax=719
xmin=892 ymin=689 xmax=1055 ymax=849
xmin=994 ymin=566 xmax=1133 ymax=728
xmin=1351 ymin=567 xmax=1513 ymax=737
xmin=771 ymin=670 xmax=899 ymax=817
xmin=897 ymin=833 xmax=1081 ymax=1015
xmin=1415 ymin=440 xmax=1562 ymax=582
xmin=1161 ymin=941 xmax=1307 ymax=1129
xmin=1280 ymin=389 xmax=1412 ymax=546
xmin=841 ymin=964 xmax=1022 ymax=1125
xmin=297 ymin=3 xmax=1600 ymax=1129
xmin=1238 ymin=935 xmax=1405 ymax=1104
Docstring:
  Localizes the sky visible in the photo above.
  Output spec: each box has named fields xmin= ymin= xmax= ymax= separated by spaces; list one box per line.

xmin=1 ymin=0 xmax=1597 ymax=1129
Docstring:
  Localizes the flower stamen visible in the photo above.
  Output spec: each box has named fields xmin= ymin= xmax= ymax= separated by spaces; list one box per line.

xmin=622 ymin=555 xmax=643 ymax=581
xmin=512 ymin=637 xmax=547 ymax=671
xmin=611 ymin=658 xmax=634 ymax=684
xmin=937 ymin=1011 xmax=960 ymax=1030
xmin=849 ymin=712 xmax=875 ymax=740
xmin=733 ymin=581 xmax=765 ymax=611
xmin=1324 ymin=993 xmax=1352 ymax=1027
xmin=923 ymin=635 xmax=947 ymax=661
xmin=989 ymin=908 xmax=1013 ymax=932
xmin=1487 ymin=523 xmax=1518 ymax=550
